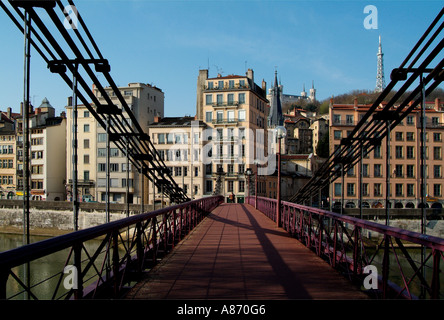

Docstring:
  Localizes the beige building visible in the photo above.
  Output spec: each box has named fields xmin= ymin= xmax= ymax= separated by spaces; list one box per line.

xmin=15 ymin=98 xmax=66 ymax=201
xmin=329 ymin=98 xmax=444 ymax=209
xmin=0 ymin=123 xmax=16 ymax=199
xmin=196 ymin=69 xmax=270 ymax=202
xmin=92 ymin=82 xmax=164 ymax=204
xmin=65 ymin=103 xmax=98 ymax=202
xmin=147 ymin=116 xmax=209 ymax=205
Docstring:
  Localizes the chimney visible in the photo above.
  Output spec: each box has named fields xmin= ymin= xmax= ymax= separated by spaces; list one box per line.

xmin=435 ymin=98 xmax=441 ymax=111
xmin=246 ymin=68 xmax=254 ymax=82
xmin=262 ymin=79 xmax=267 ymax=92
xmin=35 ymin=108 xmax=41 ymax=115
xmin=7 ymin=107 xmax=11 ymax=119
xmin=154 ymin=116 xmax=161 ymax=123
xmin=354 ymin=98 xmax=358 ymax=109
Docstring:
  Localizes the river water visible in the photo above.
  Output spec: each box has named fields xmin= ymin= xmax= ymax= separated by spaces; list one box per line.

xmin=0 ymin=232 xmax=120 ymax=300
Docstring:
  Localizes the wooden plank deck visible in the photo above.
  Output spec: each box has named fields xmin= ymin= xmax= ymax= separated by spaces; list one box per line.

xmin=125 ymin=203 xmax=369 ymax=300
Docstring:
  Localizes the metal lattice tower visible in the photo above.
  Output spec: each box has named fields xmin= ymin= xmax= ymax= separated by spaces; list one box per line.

xmin=375 ymin=35 xmax=386 ymax=93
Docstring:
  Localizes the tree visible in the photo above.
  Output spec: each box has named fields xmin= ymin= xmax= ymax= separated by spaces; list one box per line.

xmin=316 ymin=132 xmax=329 ymax=158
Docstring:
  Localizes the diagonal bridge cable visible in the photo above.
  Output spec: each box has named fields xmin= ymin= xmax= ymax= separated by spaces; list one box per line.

xmin=1 ymin=0 xmax=189 ymax=204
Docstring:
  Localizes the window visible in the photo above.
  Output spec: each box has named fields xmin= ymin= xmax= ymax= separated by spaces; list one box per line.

xmin=167 ymin=133 xmax=174 ymax=144
xmin=227 ymin=181 xmax=234 ymax=192
xmin=217 ymin=94 xmax=223 ymax=106
xmin=346 ymin=115 xmax=354 ymax=124
xmin=239 ymin=181 xmax=245 ymax=193
xmin=110 ymin=148 xmax=119 ymax=157
xmin=395 ymin=146 xmax=403 ymax=159
xmin=334 ymin=183 xmax=342 ymax=196
xmin=362 ymin=183 xmax=369 ymax=196
xmin=407 ymin=165 xmax=415 ymax=178
xmin=406 ymin=132 xmax=415 ymax=141
xmin=84 ymin=155 xmax=89 ymax=164
xmin=333 ymin=115 xmax=341 ymax=124
xmin=227 ymin=111 xmax=235 ymax=122
xmin=205 ymin=94 xmax=212 ymax=105
xmin=153 ymin=133 xmax=164 ymax=145
xmin=228 ymin=80 xmax=234 ymax=89
xmin=374 ymin=183 xmax=382 ymax=196
xmin=395 ymin=132 xmax=403 ymax=141
xmin=434 ymin=184 xmax=442 ymax=197
xmin=84 ymin=124 xmax=90 ymax=132
xmin=434 ymin=165 xmax=442 ymax=178
xmin=434 ymin=133 xmax=442 ymax=142
xmin=395 ymin=164 xmax=403 ymax=178
xmin=217 ymin=111 xmax=223 ymax=123
xmin=124 ymin=90 xmax=132 ymax=96
xmin=406 ymin=116 xmax=414 ymax=125
xmin=238 ymin=110 xmax=246 ymax=121
xmin=110 ymin=163 xmax=119 ymax=172
xmin=98 ymin=148 xmax=106 ymax=157
xmin=83 ymin=111 xmax=90 ymax=117
xmin=434 ymin=147 xmax=442 ymax=160
xmin=362 ymin=164 xmax=369 ymax=177
xmin=122 ymin=179 xmax=134 ymax=188
xmin=98 ymin=163 xmax=106 ymax=172
xmin=98 ymin=133 xmax=107 ymax=142
xmin=374 ymin=164 xmax=382 ymax=177
xmin=334 ymin=130 xmax=342 ymax=140
xmin=407 ymin=184 xmax=415 ymax=197
xmin=205 ymin=111 xmax=212 ymax=122
xmin=347 ymin=183 xmax=355 ymax=196
xmin=218 ymin=80 xmax=224 ymax=89
xmin=207 ymin=82 xmax=213 ymax=89
xmin=374 ymin=145 xmax=381 ymax=158
xmin=239 ymin=93 xmax=245 ymax=104
xmin=406 ymin=146 xmax=414 ymax=159
xmin=395 ymin=184 xmax=403 ymax=197
xmin=206 ymin=180 xmax=213 ymax=193
xmin=227 ymin=94 xmax=234 ymax=105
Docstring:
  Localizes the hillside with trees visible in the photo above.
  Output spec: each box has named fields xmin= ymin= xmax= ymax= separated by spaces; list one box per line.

xmin=284 ymin=87 xmax=444 ymax=115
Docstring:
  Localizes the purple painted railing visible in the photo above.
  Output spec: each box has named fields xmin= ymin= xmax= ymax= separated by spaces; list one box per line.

xmin=0 ymin=196 xmax=223 ymax=300
xmin=247 ymin=196 xmax=444 ymax=299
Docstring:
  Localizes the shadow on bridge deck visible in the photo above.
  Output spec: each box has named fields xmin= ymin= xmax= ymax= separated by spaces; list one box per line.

xmin=125 ymin=203 xmax=368 ymax=300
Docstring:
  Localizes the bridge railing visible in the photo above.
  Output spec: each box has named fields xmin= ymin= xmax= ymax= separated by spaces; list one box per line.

xmin=246 ymin=196 xmax=444 ymax=299
xmin=0 ymin=196 xmax=223 ymax=300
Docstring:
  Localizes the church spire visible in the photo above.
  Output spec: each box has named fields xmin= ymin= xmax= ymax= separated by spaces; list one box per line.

xmin=267 ymin=70 xmax=284 ymax=128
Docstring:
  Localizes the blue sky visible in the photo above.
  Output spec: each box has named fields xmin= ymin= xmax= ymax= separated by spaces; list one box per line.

xmin=0 ymin=0 xmax=442 ymax=117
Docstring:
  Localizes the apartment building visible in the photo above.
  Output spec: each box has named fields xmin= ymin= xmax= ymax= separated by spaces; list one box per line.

xmin=15 ymin=98 xmax=66 ymax=201
xmin=147 ymin=116 xmax=209 ymax=205
xmin=65 ymin=102 xmax=98 ymax=202
xmin=329 ymin=98 xmax=444 ymax=209
xmin=196 ymin=69 xmax=269 ymax=202
xmin=92 ymin=82 xmax=165 ymax=204
xmin=0 ymin=112 xmax=16 ymax=198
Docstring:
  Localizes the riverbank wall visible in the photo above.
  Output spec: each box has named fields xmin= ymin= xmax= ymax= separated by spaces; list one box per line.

xmin=0 ymin=200 xmax=154 ymax=236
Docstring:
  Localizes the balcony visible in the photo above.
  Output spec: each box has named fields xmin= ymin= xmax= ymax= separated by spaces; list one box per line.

xmin=68 ymin=179 xmax=95 ymax=187
xmin=204 ymin=84 xmax=250 ymax=91
xmin=332 ymin=120 xmax=356 ymax=127
xmin=212 ymin=118 xmax=239 ymax=126
xmin=426 ymin=121 xmax=444 ymax=129
xmin=212 ymin=101 xmax=240 ymax=109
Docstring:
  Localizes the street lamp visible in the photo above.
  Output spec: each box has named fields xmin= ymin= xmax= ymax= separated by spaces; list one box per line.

xmin=254 ymin=159 xmax=260 ymax=209
xmin=245 ymin=167 xmax=253 ymax=205
xmin=276 ymin=125 xmax=287 ymax=227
